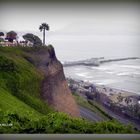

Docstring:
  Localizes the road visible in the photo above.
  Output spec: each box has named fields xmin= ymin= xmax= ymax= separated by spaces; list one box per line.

xmin=79 ymin=105 xmax=140 ymax=130
xmin=79 ymin=106 xmax=104 ymax=122
xmin=103 ymin=106 xmax=140 ymax=130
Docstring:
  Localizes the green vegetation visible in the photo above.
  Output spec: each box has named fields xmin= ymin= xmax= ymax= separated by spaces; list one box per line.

xmin=0 ymin=32 xmax=4 ymax=37
xmin=23 ymin=33 xmax=42 ymax=47
xmin=73 ymin=93 xmax=112 ymax=120
xmin=6 ymin=31 xmax=17 ymax=43
xmin=0 ymin=47 xmax=137 ymax=133
xmin=39 ymin=23 xmax=49 ymax=45
xmin=0 ymin=47 xmax=52 ymax=115
xmin=0 ymin=56 xmax=17 ymax=71
xmin=88 ymin=100 xmax=113 ymax=120
xmin=0 ymin=110 xmax=135 ymax=134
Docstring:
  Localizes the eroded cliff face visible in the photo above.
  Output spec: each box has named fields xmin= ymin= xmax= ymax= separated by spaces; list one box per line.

xmin=35 ymin=46 xmax=80 ymax=117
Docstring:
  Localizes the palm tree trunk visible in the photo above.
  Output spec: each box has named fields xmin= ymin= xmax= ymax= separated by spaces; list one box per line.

xmin=43 ymin=29 xmax=45 ymax=46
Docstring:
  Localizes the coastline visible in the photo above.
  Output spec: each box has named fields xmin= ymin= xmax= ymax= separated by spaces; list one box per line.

xmin=64 ymin=58 xmax=140 ymax=96
xmin=67 ymin=77 xmax=140 ymax=108
xmin=67 ymin=77 xmax=140 ymax=130
xmin=67 ymin=77 xmax=138 ymax=97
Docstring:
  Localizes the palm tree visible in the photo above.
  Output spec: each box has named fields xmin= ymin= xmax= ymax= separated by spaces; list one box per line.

xmin=39 ymin=23 xmax=49 ymax=46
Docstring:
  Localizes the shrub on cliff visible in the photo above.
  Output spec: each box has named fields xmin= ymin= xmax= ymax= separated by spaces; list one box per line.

xmin=0 ymin=47 xmax=51 ymax=115
xmin=0 ymin=56 xmax=17 ymax=72
xmin=23 ymin=33 xmax=42 ymax=47
xmin=0 ymin=110 xmax=136 ymax=134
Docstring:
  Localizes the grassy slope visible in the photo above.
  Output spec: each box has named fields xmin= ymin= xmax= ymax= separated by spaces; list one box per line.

xmin=0 ymin=88 xmax=41 ymax=117
xmin=0 ymin=47 xmax=51 ymax=115
xmin=0 ymin=47 xmax=136 ymax=134
xmin=73 ymin=93 xmax=113 ymax=120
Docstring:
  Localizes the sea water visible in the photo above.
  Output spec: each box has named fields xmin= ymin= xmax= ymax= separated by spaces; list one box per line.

xmin=50 ymin=35 xmax=140 ymax=94
xmin=64 ymin=60 xmax=140 ymax=94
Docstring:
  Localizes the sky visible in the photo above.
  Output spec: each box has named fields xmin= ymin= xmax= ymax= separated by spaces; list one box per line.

xmin=0 ymin=1 xmax=140 ymax=49
xmin=0 ymin=2 xmax=140 ymax=32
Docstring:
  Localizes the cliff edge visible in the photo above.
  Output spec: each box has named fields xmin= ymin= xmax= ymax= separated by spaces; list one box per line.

xmin=33 ymin=45 xmax=80 ymax=117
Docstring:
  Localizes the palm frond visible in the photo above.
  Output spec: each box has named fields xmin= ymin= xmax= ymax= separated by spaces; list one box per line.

xmin=39 ymin=25 xmax=43 ymax=31
xmin=41 ymin=23 xmax=49 ymax=30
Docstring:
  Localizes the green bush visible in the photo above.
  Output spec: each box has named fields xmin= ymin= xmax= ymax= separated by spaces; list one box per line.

xmin=0 ymin=47 xmax=51 ymax=115
xmin=0 ymin=110 xmax=136 ymax=134
xmin=0 ymin=56 xmax=17 ymax=72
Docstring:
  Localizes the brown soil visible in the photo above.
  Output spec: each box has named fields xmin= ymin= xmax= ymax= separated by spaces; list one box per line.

xmin=36 ymin=47 xmax=80 ymax=117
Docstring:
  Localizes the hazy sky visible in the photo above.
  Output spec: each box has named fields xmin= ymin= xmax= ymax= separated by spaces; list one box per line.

xmin=0 ymin=1 xmax=140 ymax=43
xmin=0 ymin=2 xmax=139 ymax=31
xmin=0 ymin=1 xmax=140 ymax=61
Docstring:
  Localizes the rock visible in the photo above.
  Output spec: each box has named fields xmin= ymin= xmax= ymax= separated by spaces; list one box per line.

xmin=36 ymin=46 xmax=80 ymax=117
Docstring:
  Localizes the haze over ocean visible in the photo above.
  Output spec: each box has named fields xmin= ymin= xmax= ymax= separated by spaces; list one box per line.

xmin=53 ymin=37 xmax=140 ymax=94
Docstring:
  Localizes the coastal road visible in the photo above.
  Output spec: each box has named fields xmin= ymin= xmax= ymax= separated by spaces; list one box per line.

xmin=103 ymin=107 xmax=140 ymax=130
xmin=79 ymin=105 xmax=140 ymax=130
xmin=79 ymin=106 xmax=104 ymax=122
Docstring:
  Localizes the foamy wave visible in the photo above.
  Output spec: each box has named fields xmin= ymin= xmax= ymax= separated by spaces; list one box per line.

xmin=86 ymin=76 xmax=94 ymax=79
xmin=76 ymin=72 xmax=88 ymax=77
xmin=94 ymin=79 xmax=117 ymax=85
xmin=120 ymin=65 xmax=140 ymax=70
xmin=91 ymin=66 xmax=109 ymax=70
xmin=117 ymin=72 xmax=140 ymax=78
xmin=75 ymin=68 xmax=83 ymax=71
xmin=117 ymin=72 xmax=131 ymax=76
xmin=105 ymin=71 xmax=114 ymax=74
xmin=76 ymin=72 xmax=93 ymax=79
xmin=61 ymin=61 xmax=64 ymax=64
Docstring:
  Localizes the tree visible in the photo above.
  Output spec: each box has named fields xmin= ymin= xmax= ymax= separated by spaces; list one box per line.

xmin=0 ymin=32 xmax=4 ymax=37
xmin=0 ymin=32 xmax=4 ymax=43
xmin=39 ymin=23 xmax=49 ymax=46
xmin=23 ymin=33 xmax=42 ymax=47
xmin=5 ymin=31 xmax=17 ymax=43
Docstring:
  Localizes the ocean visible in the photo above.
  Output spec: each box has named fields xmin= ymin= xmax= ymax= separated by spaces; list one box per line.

xmin=50 ymin=35 xmax=140 ymax=94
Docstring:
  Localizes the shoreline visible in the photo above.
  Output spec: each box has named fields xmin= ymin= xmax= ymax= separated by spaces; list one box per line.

xmin=67 ymin=77 xmax=140 ymax=107
xmin=93 ymin=83 xmax=138 ymax=97
xmin=67 ymin=77 xmax=138 ymax=96
xmin=67 ymin=77 xmax=140 ymax=130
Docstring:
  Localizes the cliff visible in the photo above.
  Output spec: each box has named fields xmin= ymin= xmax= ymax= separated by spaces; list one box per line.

xmin=35 ymin=46 xmax=80 ymax=117
xmin=0 ymin=46 xmax=79 ymax=117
